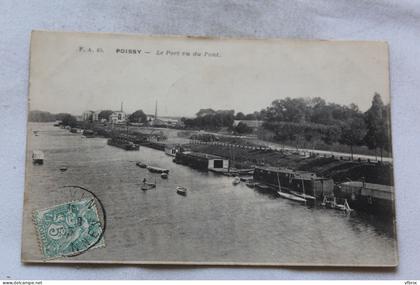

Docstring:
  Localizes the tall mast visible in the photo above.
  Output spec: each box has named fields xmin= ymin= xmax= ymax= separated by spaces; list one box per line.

xmin=154 ymin=100 xmax=158 ymax=120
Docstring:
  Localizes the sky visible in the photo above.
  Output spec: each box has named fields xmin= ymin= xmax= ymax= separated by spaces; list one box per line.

xmin=29 ymin=32 xmax=390 ymax=117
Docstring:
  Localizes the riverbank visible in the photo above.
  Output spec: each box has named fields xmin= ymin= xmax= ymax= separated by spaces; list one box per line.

xmin=57 ymin=123 xmax=393 ymax=186
xmin=187 ymin=143 xmax=393 ymax=186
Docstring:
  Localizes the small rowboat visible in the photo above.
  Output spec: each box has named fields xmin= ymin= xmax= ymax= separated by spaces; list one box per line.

xmin=136 ymin=162 xmax=147 ymax=168
xmin=176 ymin=186 xmax=187 ymax=196
xmin=277 ymin=191 xmax=306 ymax=203
xmin=240 ymin=176 xmax=253 ymax=182
xmin=141 ymin=182 xmax=156 ymax=191
xmin=245 ymin=181 xmax=255 ymax=188
xmin=161 ymin=173 xmax=168 ymax=179
xmin=232 ymin=177 xmax=241 ymax=185
xmin=290 ymin=191 xmax=316 ymax=201
xmin=59 ymin=166 xmax=68 ymax=172
xmin=255 ymin=183 xmax=271 ymax=191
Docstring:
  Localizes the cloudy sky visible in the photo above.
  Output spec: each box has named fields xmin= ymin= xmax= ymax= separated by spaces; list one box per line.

xmin=29 ymin=31 xmax=390 ymax=117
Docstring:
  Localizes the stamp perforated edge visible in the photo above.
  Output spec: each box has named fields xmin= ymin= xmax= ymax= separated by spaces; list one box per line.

xmin=32 ymin=198 xmax=105 ymax=260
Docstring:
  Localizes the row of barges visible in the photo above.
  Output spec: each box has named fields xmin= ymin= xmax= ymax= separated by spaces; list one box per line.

xmin=171 ymin=149 xmax=394 ymax=216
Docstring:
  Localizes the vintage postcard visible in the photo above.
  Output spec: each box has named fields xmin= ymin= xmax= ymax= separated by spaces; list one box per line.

xmin=22 ymin=31 xmax=397 ymax=266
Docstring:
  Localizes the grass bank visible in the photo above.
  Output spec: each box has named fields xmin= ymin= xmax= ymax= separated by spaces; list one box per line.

xmin=188 ymin=144 xmax=393 ymax=186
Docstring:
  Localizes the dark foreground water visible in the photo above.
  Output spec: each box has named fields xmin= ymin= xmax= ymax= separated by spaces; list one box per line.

xmin=22 ymin=123 xmax=398 ymax=266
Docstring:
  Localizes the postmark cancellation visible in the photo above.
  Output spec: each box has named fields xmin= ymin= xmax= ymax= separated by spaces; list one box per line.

xmin=33 ymin=199 xmax=105 ymax=259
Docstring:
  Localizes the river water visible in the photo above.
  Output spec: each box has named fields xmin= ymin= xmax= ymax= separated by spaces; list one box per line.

xmin=22 ymin=123 xmax=397 ymax=266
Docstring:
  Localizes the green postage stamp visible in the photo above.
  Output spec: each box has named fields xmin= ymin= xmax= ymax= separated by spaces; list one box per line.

xmin=33 ymin=199 xmax=105 ymax=259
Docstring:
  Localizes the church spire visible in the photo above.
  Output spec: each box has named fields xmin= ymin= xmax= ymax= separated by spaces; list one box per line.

xmin=120 ymin=101 xmax=123 ymax=112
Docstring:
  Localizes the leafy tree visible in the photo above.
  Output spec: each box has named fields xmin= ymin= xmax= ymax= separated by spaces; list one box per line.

xmin=28 ymin=111 xmax=56 ymax=122
xmin=61 ymin=114 xmax=78 ymax=127
xmin=364 ymin=93 xmax=390 ymax=160
xmin=245 ymin=113 xmax=257 ymax=120
xmin=263 ymin=97 xmax=308 ymax=123
xmin=183 ymin=109 xmax=235 ymax=130
xmin=340 ymin=117 xmax=367 ymax=159
xmin=235 ymin=122 xmax=253 ymax=134
xmin=55 ymin=113 xmax=72 ymax=121
xmin=235 ymin=112 xmax=246 ymax=120
xmin=196 ymin=108 xmax=216 ymax=117
xmin=128 ymin=110 xmax=147 ymax=123
xmin=98 ymin=110 xmax=113 ymax=121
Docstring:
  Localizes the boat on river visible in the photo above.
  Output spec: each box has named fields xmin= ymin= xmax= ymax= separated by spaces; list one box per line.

xmin=277 ymin=191 xmax=306 ymax=203
xmin=255 ymin=183 xmax=271 ymax=191
xmin=246 ymin=181 xmax=256 ymax=188
xmin=240 ymin=176 xmax=253 ymax=182
xmin=107 ymin=137 xmax=139 ymax=151
xmin=141 ymin=182 xmax=156 ymax=191
xmin=232 ymin=177 xmax=241 ymax=185
xmin=176 ymin=186 xmax=187 ymax=196
xmin=147 ymin=165 xmax=169 ymax=174
xmin=290 ymin=190 xmax=316 ymax=201
xmin=321 ymin=196 xmax=352 ymax=213
xmin=136 ymin=162 xmax=147 ymax=168
xmin=32 ymin=150 xmax=44 ymax=165
xmin=335 ymin=181 xmax=391 ymax=215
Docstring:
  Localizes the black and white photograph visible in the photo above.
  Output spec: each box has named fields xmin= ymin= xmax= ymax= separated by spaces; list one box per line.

xmin=22 ymin=31 xmax=397 ymax=266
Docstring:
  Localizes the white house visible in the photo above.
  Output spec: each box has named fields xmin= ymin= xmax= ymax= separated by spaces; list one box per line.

xmin=109 ymin=111 xmax=126 ymax=124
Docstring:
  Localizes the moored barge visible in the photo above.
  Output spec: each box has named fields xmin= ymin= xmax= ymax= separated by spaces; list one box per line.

xmin=174 ymin=151 xmax=229 ymax=172
xmin=253 ymin=166 xmax=334 ymax=199
xmin=107 ymin=136 xmax=139 ymax=150
xmin=147 ymin=165 xmax=169 ymax=173
xmin=335 ymin=181 xmax=394 ymax=215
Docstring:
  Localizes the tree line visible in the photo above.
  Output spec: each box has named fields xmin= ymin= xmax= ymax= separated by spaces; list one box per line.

xmin=29 ymin=109 xmax=149 ymax=125
xmin=260 ymin=94 xmax=391 ymax=159
xmin=29 ymin=93 xmax=392 ymax=158
xmin=180 ymin=93 xmax=391 ymax=159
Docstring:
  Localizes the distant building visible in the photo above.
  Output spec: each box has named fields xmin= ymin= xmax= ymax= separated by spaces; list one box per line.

xmin=109 ymin=102 xmax=127 ymax=124
xmin=82 ymin=110 xmax=100 ymax=122
xmin=82 ymin=110 xmax=94 ymax=121
xmin=92 ymin=111 xmax=99 ymax=122
xmin=109 ymin=111 xmax=126 ymax=124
